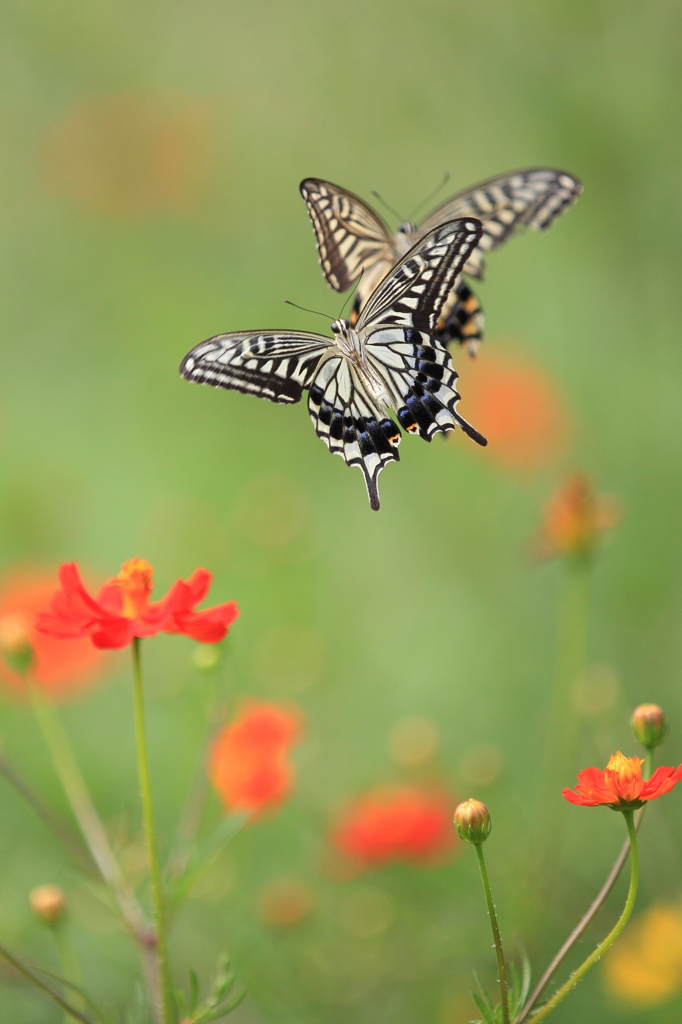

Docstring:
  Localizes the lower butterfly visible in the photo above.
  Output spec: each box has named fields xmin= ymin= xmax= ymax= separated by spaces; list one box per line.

xmin=180 ymin=218 xmax=486 ymax=511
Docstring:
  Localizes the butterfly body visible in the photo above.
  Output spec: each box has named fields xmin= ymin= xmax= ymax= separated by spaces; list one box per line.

xmin=300 ymin=168 xmax=582 ymax=355
xmin=180 ymin=218 xmax=486 ymax=511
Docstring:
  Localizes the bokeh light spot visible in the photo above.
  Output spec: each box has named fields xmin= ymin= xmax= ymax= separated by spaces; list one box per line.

xmin=388 ymin=715 xmax=439 ymax=766
xmin=458 ymin=743 xmax=504 ymax=787
xmin=338 ymin=887 xmax=394 ymax=938
xmin=257 ymin=877 xmax=314 ymax=928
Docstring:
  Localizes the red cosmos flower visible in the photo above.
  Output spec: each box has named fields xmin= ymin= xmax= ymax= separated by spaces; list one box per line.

xmin=0 ymin=569 xmax=106 ymax=699
xmin=563 ymin=751 xmax=682 ymax=810
xmin=209 ymin=701 xmax=303 ymax=814
xmin=36 ymin=558 xmax=239 ymax=650
xmin=331 ymin=785 xmax=456 ymax=867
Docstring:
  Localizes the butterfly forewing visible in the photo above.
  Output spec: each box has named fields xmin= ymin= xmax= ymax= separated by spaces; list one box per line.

xmin=357 ymin=218 xmax=483 ymax=334
xmin=417 ymin=168 xmax=582 ymax=278
xmin=300 ymin=179 xmax=394 ymax=292
xmin=179 ymin=331 xmax=331 ymax=404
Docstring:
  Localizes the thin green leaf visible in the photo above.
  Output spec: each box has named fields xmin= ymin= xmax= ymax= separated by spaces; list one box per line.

xmin=33 ymin=966 xmax=105 ymax=1021
xmin=170 ymin=815 xmax=249 ymax=906
xmin=190 ymin=969 xmax=201 ymax=1012
xmin=472 ymin=992 xmax=495 ymax=1024
xmin=472 ymin=973 xmax=494 ymax=1013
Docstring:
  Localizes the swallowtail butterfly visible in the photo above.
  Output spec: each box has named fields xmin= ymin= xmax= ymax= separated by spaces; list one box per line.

xmin=180 ymin=218 xmax=486 ymax=511
xmin=300 ymin=168 xmax=582 ymax=356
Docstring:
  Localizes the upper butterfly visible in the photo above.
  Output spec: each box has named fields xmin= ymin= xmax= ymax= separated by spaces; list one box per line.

xmin=180 ymin=218 xmax=486 ymax=511
xmin=300 ymin=168 xmax=582 ymax=356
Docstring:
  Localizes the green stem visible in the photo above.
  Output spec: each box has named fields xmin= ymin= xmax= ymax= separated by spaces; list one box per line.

xmin=474 ymin=843 xmax=509 ymax=1024
xmin=517 ymin=751 xmax=654 ymax=1023
xmin=131 ymin=638 xmax=173 ymax=1023
xmin=543 ymin=555 xmax=592 ymax=786
xmin=53 ymin=924 xmax=84 ymax=1024
xmin=26 ymin=680 xmax=161 ymax=1008
xmin=0 ymin=939 xmax=94 ymax=1023
xmin=527 ymin=810 xmax=639 ymax=1024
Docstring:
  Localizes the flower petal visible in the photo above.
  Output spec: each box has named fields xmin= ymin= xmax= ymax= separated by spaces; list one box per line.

xmin=169 ymin=602 xmax=240 ymax=643
xmin=641 ymin=764 xmax=682 ymax=801
xmin=184 ymin=568 xmax=212 ymax=605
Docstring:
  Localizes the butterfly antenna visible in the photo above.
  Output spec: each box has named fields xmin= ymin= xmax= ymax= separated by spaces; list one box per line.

xmin=338 ymin=268 xmax=365 ymax=319
xmin=283 ymin=299 xmax=334 ymax=321
xmin=408 ymin=171 xmax=451 ymax=222
xmin=370 ymin=190 xmax=403 ymax=222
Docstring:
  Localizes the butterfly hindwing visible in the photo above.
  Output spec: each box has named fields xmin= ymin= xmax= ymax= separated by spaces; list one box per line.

xmin=364 ymin=329 xmax=486 ymax=446
xmin=179 ymin=331 xmax=331 ymax=404
xmin=308 ymin=354 xmax=401 ymax=511
xmin=300 ymin=179 xmax=394 ymax=292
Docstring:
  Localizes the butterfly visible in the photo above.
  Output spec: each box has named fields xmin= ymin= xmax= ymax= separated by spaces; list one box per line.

xmin=180 ymin=218 xmax=486 ymax=511
xmin=300 ymin=168 xmax=582 ymax=356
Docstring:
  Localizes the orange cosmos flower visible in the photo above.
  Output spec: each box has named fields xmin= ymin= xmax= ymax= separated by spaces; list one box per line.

xmin=563 ymin=751 xmax=682 ymax=810
xmin=331 ymin=784 xmax=456 ymax=867
xmin=0 ymin=569 xmax=106 ymax=699
xmin=37 ymin=559 xmax=238 ymax=650
xmin=455 ymin=348 xmax=571 ymax=471
xmin=535 ymin=473 xmax=620 ymax=559
xmin=209 ymin=701 xmax=303 ymax=814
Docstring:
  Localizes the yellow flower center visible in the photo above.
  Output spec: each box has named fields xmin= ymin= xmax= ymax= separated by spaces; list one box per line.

xmin=115 ymin=558 xmax=154 ymax=618
xmin=606 ymin=750 xmax=644 ymax=784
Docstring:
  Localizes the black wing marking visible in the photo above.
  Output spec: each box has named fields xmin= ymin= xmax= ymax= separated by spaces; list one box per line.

xmin=307 ymin=354 xmax=402 ymax=511
xmin=179 ymin=331 xmax=331 ymax=404
xmin=300 ymin=178 xmax=394 ymax=292
xmin=435 ymin=279 xmax=485 ymax=357
xmin=418 ymin=168 xmax=582 ymax=278
xmin=364 ymin=329 xmax=487 ymax=446
xmin=357 ymin=218 xmax=483 ymax=334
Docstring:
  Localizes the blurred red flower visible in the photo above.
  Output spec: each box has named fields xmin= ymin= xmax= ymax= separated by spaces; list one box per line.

xmin=563 ymin=751 xmax=682 ymax=809
xmin=455 ymin=348 xmax=571 ymax=471
xmin=535 ymin=473 xmax=620 ymax=559
xmin=37 ymin=559 xmax=238 ymax=650
xmin=0 ymin=569 xmax=106 ymax=700
xmin=331 ymin=784 xmax=456 ymax=867
xmin=42 ymin=92 xmax=216 ymax=219
xmin=209 ymin=701 xmax=303 ymax=814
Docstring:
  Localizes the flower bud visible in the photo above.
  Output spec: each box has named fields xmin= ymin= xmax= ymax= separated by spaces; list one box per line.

xmin=29 ymin=885 xmax=66 ymax=927
xmin=0 ymin=613 xmax=34 ymax=676
xmin=631 ymin=704 xmax=667 ymax=749
xmin=453 ymin=798 xmax=491 ymax=845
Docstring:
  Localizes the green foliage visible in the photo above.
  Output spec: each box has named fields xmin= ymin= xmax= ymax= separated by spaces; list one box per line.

xmin=174 ymin=954 xmax=246 ymax=1024
xmin=471 ymin=953 xmax=531 ymax=1024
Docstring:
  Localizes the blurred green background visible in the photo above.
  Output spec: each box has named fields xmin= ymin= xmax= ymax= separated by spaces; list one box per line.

xmin=1 ymin=0 xmax=681 ymax=1021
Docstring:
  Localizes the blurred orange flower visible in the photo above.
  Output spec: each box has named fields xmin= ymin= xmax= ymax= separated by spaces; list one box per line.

xmin=604 ymin=903 xmax=682 ymax=1006
xmin=209 ymin=701 xmax=303 ymax=815
xmin=535 ymin=473 xmax=620 ymax=559
xmin=455 ymin=348 xmax=571 ymax=471
xmin=0 ymin=569 xmax=106 ymax=700
xmin=563 ymin=751 xmax=682 ymax=809
xmin=331 ymin=784 xmax=456 ymax=867
xmin=42 ymin=92 xmax=215 ymax=219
